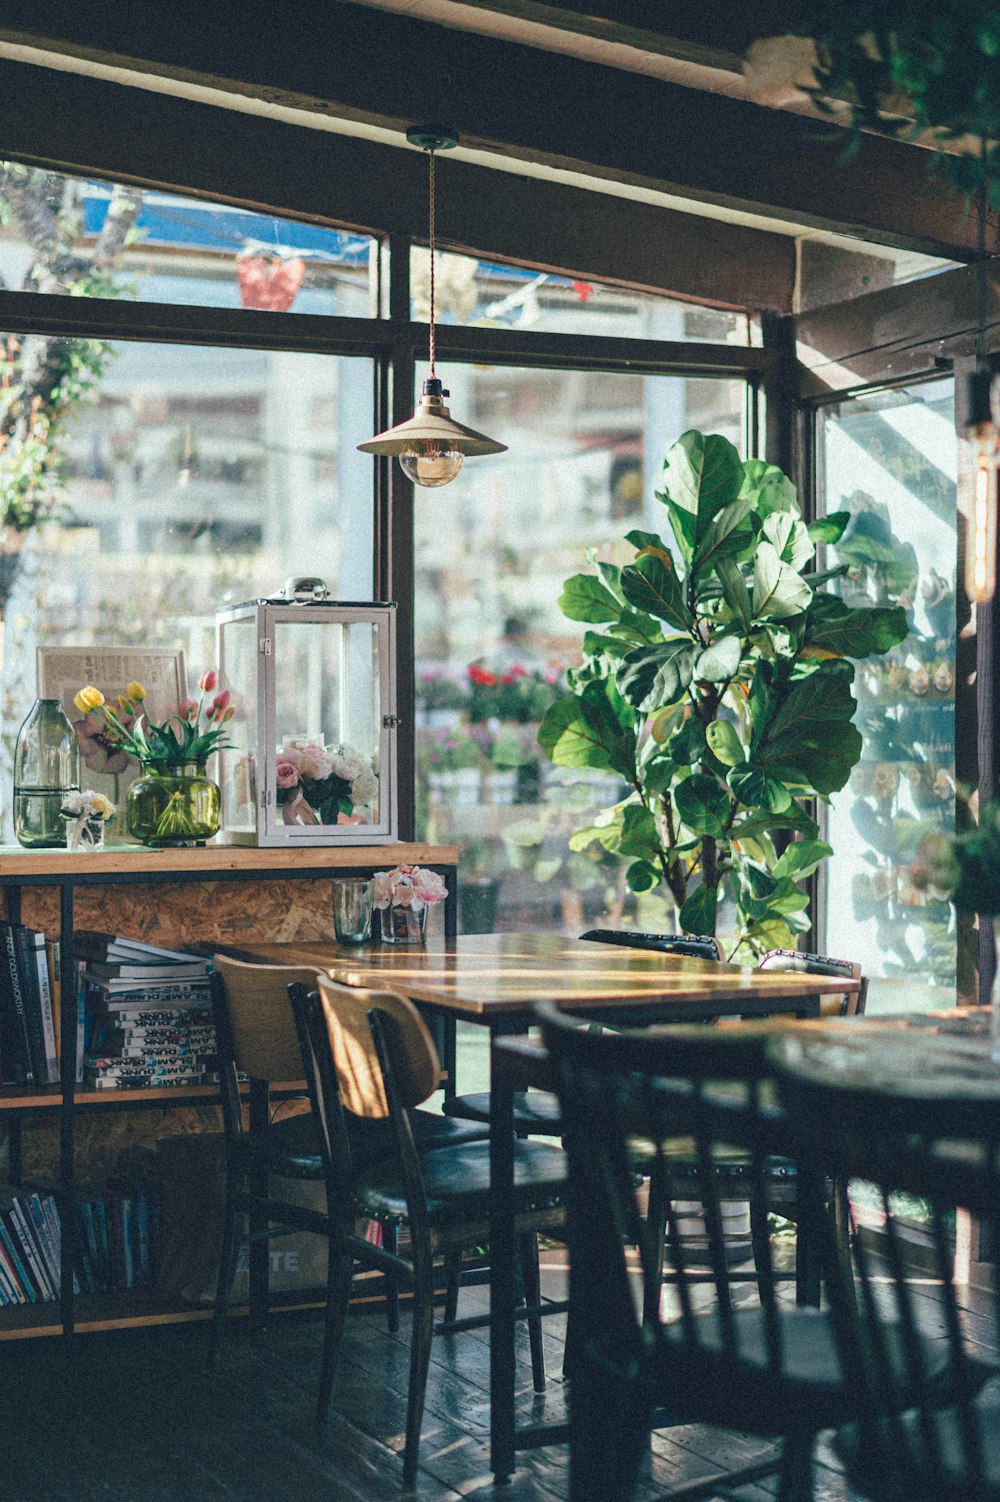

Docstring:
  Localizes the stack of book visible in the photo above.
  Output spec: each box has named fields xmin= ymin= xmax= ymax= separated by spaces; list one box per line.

xmin=0 ymin=921 xmax=61 ymax=1086
xmin=76 ymin=933 xmax=218 ymax=1091
xmin=0 ymin=1179 xmax=160 ymax=1303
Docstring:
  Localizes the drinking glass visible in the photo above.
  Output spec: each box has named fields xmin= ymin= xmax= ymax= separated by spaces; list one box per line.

xmin=332 ymin=878 xmax=374 ymax=945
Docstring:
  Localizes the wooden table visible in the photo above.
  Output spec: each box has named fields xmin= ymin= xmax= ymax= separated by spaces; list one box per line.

xmin=228 ymin=931 xmax=858 ymax=1483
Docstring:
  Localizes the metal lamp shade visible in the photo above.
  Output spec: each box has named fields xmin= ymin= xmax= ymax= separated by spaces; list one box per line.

xmin=358 ymin=388 xmax=507 ymax=457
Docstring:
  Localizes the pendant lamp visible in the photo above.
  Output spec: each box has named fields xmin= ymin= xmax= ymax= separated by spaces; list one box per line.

xmin=965 ymin=157 xmax=1000 ymax=605
xmin=358 ymin=124 xmax=507 ymax=487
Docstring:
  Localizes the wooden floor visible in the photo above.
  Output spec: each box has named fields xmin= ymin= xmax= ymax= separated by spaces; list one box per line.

xmin=0 ymin=1255 xmax=873 ymax=1502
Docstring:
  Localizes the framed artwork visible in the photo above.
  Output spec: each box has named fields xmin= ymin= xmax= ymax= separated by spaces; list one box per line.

xmin=36 ymin=647 xmax=187 ymax=839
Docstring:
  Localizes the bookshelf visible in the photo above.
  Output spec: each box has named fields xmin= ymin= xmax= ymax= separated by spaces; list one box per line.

xmin=0 ymin=841 xmax=459 ymax=1339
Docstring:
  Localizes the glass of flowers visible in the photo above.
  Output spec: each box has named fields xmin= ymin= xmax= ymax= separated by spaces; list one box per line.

xmin=275 ymin=739 xmax=379 ymax=827
xmin=60 ymin=789 xmax=116 ymax=852
xmin=372 ymin=863 xmax=449 ymax=944
xmin=72 ymin=672 xmax=235 ymax=847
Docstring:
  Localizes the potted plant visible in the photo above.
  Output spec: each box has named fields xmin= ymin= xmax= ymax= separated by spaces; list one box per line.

xmin=538 ymin=429 xmax=909 ymax=955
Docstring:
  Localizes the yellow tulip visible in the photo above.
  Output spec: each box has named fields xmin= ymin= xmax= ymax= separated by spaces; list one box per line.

xmin=126 ymin=681 xmax=147 ymax=702
xmin=73 ymin=686 xmax=105 ymax=714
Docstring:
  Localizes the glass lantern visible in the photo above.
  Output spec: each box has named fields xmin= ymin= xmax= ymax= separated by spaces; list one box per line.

xmin=215 ymin=582 xmax=397 ymax=847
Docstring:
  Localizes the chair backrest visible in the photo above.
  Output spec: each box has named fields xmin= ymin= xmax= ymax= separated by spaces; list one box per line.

xmin=212 ymin=954 xmax=323 ymax=1082
xmin=537 ymin=1003 xmax=803 ymax=1388
xmin=580 ymin=930 xmax=724 ymax=962
xmin=314 ymin=974 xmax=441 ymax=1119
xmin=757 ymin=948 xmax=867 ymax=1018
xmin=771 ymin=1033 xmax=1000 ymax=1502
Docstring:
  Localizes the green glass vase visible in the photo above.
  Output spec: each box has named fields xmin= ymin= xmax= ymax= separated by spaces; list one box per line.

xmin=13 ymin=698 xmax=80 ymax=848
xmin=126 ymin=762 xmax=220 ymax=847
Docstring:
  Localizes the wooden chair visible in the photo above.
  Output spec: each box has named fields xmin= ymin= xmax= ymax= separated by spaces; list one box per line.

xmin=289 ymin=973 xmax=568 ymax=1488
xmin=772 ymin=1037 xmax=1000 ymax=1502
xmin=441 ymin=930 xmax=724 ymax=1134
xmin=208 ymin=954 xmax=487 ymax=1367
xmin=537 ymin=1003 xmax=868 ymax=1502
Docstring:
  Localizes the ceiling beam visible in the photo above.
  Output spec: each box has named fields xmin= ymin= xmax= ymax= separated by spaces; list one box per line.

xmin=0 ymin=0 xmax=977 ymax=260
xmin=0 ymin=59 xmax=794 ymax=312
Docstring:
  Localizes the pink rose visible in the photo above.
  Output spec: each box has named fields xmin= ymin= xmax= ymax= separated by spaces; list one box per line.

xmin=278 ymin=745 xmax=303 ymax=771
xmin=411 ymin=867 xmax=448 ymax=908
xmin=296 ymin=743 xmax=333 ymax=780
xmin=276 ymin=760 xmax=300 ymax=790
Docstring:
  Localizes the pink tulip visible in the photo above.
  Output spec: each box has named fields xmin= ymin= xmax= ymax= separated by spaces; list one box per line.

xmin=198 ymin=669 xmax=218 ymax=693
xmin=179 ymin=699 xmax=198 ymax=722
xmin=210 ymin=689 xmax=232 ymax=717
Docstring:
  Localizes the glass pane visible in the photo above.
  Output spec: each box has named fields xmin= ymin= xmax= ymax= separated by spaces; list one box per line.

xmin=0 ymin=338 xmax=374 ymax=840
xmin=218 ymin=616 xmax=258 ymax=837
xmin=0 ymin=163 xmax=375 ymax=316
xmin=817 ymin=378 xmax=957 ymax=1014
xmin=273 ymin=619 xmax=381 ymax=828
xmin=413 ymin=360 xmax=747 ymax=936
xmin=410 ymin=248 xmax=750 ymax=343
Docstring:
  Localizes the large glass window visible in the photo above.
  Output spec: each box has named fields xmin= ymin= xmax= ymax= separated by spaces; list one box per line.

xmin=413 ymin=359 xmax=748 ymax=935
xmin=816 ymin=378 xmax=958 ymax=1013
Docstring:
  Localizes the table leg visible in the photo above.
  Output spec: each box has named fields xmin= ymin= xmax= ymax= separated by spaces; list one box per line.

xmin=489 ymin=1028 xmax=517 ymax=1485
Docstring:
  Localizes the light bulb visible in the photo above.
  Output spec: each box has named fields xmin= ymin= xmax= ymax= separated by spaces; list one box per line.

xmin=966 ymin=439 xmax=998 ymax=604
xmin=399 ymin=443 xmax=464 ymax=488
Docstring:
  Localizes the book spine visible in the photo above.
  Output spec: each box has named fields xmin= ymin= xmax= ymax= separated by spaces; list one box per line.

xmin=76 ymin=963 xmax=88 ymax=1085
xmin=0 ymin=923 xmax=33 ymax=1084
xmin=0 ymin=1237 xmax=18 ymax=1304
xmin=0 ymin=1216 xmax=34 ymax=1302
xmin=34 ymin=935 xmax=59 ymax=1084
xmin=12 ymin=927 xmax=47 ymax=1086
xmin=120 ymin=1197 xmax=135 ymax=1290
xmin=47 ymin=939 xmax=61 ymax=1070
xmin=9 ymin=1199 xmax=53 ymax=1300
xmin=26 ymin=1192 xmax=60 ymax=1294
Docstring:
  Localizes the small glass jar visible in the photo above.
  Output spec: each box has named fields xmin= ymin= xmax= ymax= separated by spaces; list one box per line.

xmin=379 ymin=904 xmax=428 ymax=944
xmin=13 ymin=699 xmax=80 ymax=848
xmin=126 ymin=762 xmax=221 ymax=847
xmin=332 ymin=878 xmax=374 ymax=945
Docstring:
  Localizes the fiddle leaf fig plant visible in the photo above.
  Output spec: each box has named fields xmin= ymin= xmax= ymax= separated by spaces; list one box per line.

xmin=538 ymin=430 xmax=909 ymax=956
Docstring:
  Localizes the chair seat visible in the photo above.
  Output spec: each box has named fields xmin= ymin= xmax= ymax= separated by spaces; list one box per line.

xmin=355 ymin=1137 xmax=567 ymax=1224
xmin=263 ymin=1105 xmax=489 ymax=1179
xmin=835 ymin=1374 xmax=1000 ymax=1502
xmin=443 ymin=1089 xmax=562 ymax=1131
xmin=651 ymin=1306 xmax=955 ymax=1435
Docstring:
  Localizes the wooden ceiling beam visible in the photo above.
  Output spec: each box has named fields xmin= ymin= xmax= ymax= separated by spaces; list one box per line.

xmin=0 ymin=0 xmax=976 ymax=260
xmin=0 ymin=59 xmax=794 ymax=312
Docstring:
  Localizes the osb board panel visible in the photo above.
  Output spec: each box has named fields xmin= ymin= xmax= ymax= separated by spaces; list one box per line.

xmin=16 ymin=1104 xmax=223 ymax=1185
xmin=17 ymin=877 xmax=337 ymax=948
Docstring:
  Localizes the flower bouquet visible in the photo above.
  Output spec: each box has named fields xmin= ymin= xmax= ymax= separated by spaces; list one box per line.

xmin=276 ymin=739 xmax=378 ymax=827
xmin=372 ymin=863 xmax=448 ymax=944
xmin=60 ymin=789 xmax=116 ymax=852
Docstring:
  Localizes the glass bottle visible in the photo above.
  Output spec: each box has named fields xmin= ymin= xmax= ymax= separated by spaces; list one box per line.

xmin=13 ymin=699 xmax=80 ymax=848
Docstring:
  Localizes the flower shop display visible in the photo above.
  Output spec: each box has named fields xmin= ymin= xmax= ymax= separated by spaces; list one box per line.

xmin=72 ymin=672 xmax=233 ymax=847
xmin=372 ymin=863 xmax=448 ymax=944
xmin=538 ymin=428 xmax=910 ymax=956
xmin=60 ymin=789 xmax=116 ymax=852
xmin=13 ymin=697 xmax=80 ymax=848
xmin=215 ymin=590 xmax=398 ymax=846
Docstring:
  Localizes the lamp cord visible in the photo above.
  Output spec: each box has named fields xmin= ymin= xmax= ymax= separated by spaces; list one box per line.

xmin=428 ymin=146 xmax=437 ymax=380
xmin=979 ymin=142 xmax=988 ymax=371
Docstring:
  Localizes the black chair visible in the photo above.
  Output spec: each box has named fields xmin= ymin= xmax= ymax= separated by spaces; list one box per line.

xmin=537 ymin=1003 xmax=862 ymax=1502
xmin=208 ymin=954 xmax=488 ymax=1366
xmin=441 ymin=930 xmax=724 ymax=1134
xmin=772 ymin=1029 xmax=1000 ymax=1502
xmin=289 ymin=973 xmax=568 ymax=1488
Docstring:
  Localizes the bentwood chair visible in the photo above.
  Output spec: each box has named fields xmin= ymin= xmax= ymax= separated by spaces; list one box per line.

xmin=208 ymin=955 xmax=488 ymax=1366
xmin=538 ymin=1004 xmax=874 ymax=1502
xmin=772 ymin=1031 xmax=1000 ymax=1502
xmin=289 ymin=974 xmax=568 ymax=1488
xmin=442 ymin=930 xmax=724 ymax=1135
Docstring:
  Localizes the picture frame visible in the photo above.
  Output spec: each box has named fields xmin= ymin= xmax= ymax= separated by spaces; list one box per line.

xmin=36 ymin=647 xmax=187 ymax=840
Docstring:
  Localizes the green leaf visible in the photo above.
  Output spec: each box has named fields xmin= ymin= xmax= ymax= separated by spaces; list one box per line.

xmin=706 ymin=719 xmax=744 ymax=767
xmin=619 ymin=551 xmax=691 ymax=631
xmin=771 ymin=838 xmax=834 ymax=882
xmin=727 ymin=764 xmax=792 ymax=813
xmin=618 ymin=804 xmax=661 ymax=860
xmin=691 ymin=497 xmax=755 ymax=576
xmin=679 ymin=883 xmax=718 ymax=936
xmin=617 ymin=639 xmax=697 ymax=712
xmin=695 ymin=634 xmax=742 ymax=684
xmin=762 ymin=511 xmax=814 ymax=571
xmin=597 ymin=560 xmax=625 ymax=602
xmin=625 ymin=528 xmax=668 ymax=553
xmin=538 ymin=692 xmax=635 ymax=778
xmin=643 ymin=756 xmax=678 ymax=795
xmin=716 ymin=556 xmax=752 ymax=631
xmin=757 ymin=667 xmax=862 ymax=795
xmin=801 ymin=594 xmax=909 ymax=659
xmin=581 ymin=629 xmax=631 ymax=663
xmin=674 ymin=774 xmax=730 ymax=837
xmin=626 ymin=859 xmax=659 ymax=893
xmin=740 ymin=459 xmax=798 ymax=517
xmin=807 ymin=511 xmax=850 ymax=544
xmin=667 ymin=716 xmax=707 ymax=768
xmin=661 ymin=430 xmax=744 ymax=551
xmin=558 ymin=572 xmax=621 ymax=623
xmin=753 ymin=541 xmax=813 ymax=621
xmin=733 ymin=804 xmax=819 ymax=841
